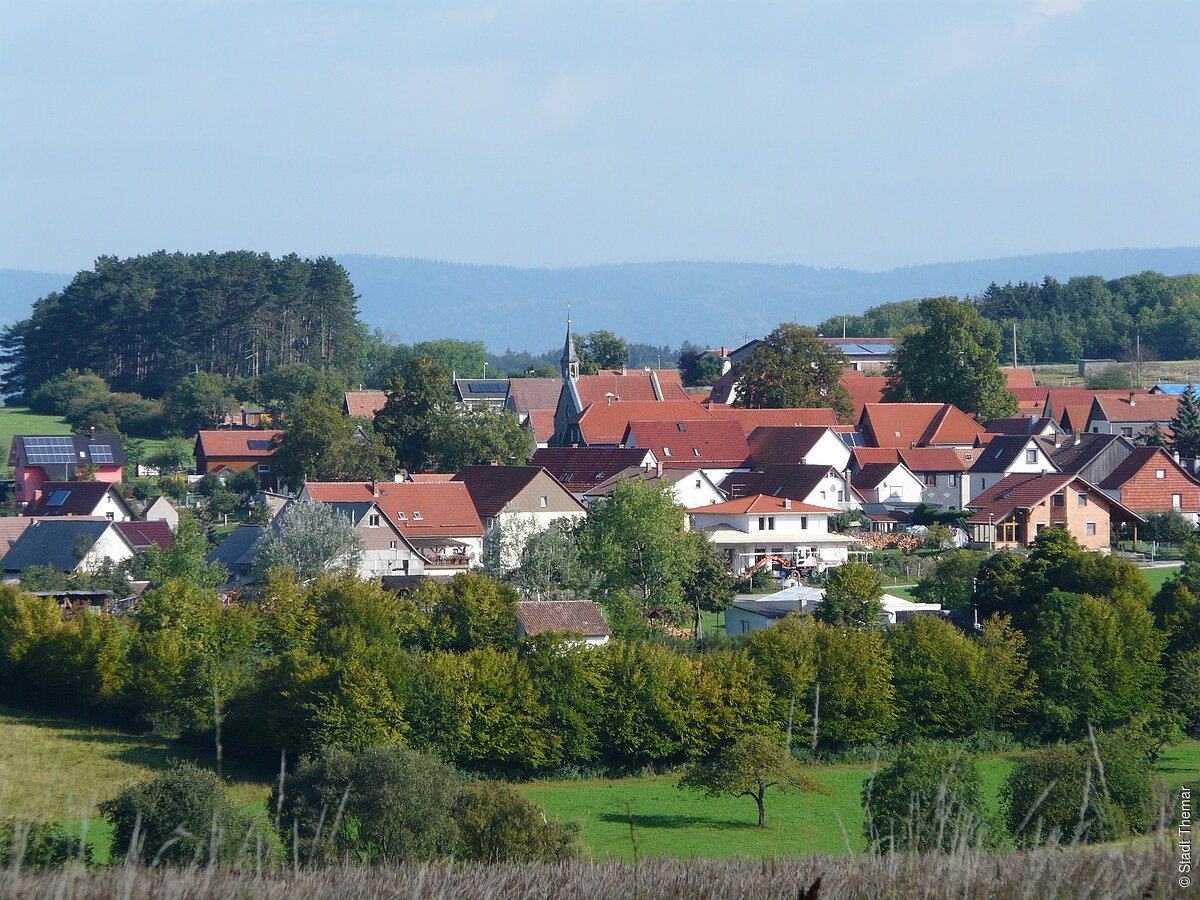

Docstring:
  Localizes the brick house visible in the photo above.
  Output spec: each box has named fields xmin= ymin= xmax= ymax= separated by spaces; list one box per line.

xmin=965 ymin=473 xmax=1143 ymax=552
xmin=1098 ymin=447 xmax=1200 ymax=524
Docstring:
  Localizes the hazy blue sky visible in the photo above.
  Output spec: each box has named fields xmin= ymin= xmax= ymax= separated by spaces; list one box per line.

xmin=3 ymin=0 xmax=1198 ymax=274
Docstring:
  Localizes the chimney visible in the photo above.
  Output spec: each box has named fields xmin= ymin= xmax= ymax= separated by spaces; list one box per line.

xmin=656 ymin=461 xmax=663 ymax=477
xmin=1074 ymin=433 xmax=1082 ymax=446
xmin=783 ymin=497 xmax=792 ymax=510
xmin=1175 ymin=450 xmax=1182 ymax=464
xmin=371 ymin=477 xmax=379 ymax=498
xmin=1128 ymin=391 xmax=1136 ymax=406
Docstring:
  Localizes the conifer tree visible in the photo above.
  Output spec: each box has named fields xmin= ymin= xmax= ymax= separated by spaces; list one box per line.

xmin=1169 ymin=385 xmax=1200 ymax=458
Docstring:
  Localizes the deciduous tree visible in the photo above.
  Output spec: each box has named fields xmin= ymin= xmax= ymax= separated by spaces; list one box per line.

xmin=733 ymin=323 xmax=852 ymax=418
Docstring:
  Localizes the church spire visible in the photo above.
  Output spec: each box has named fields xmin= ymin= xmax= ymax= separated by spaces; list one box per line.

xmin=560 ymin=310 xmax=579 ymax=381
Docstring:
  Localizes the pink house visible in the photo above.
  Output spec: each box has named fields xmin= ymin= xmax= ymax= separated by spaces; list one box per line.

xmin=9 ymin=434 xmax=125 ymax=506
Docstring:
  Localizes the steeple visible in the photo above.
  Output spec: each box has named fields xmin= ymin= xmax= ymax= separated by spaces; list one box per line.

xmin=560 ymin=312 xmax=579 ymax=381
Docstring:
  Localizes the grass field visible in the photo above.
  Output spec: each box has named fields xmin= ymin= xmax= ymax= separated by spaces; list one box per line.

xmin=0 ymin=406 xmax=72 ymax=475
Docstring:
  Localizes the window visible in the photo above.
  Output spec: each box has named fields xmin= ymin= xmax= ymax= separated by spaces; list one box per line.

xmin=1053 ymin=493 xmax=1065 ymax=507
xmin=1092 ymin=427 xmax=1099 ymax=433
xmin=396 ymin=511 xmax=407 ymax=520
xmin=692 ymin=448 xmax=702 ymax=456
xmin=1156 ymin=469 xmax=1167 ymax=479
xmin=412 ymin=511 xmax=423 ymax=520
xmin=949 ymin=474 xmax=958 ymax=486
xmin=1173 ymin=493 xmax=1183 ymax=509
xmin=767 ymin=516 xmax=775 ymax=530
xmin=539 ymin=496 xmax=548 ymax=508
xmin=837 ymin=490 xmax=844 ymax=502
xmin=740 ymin=620 xmax=750 ymax=634
xmin=1086 ymin=522 xmax=1097 ymax=536
xmin=368 ymin=514 xmax=381 ymax=527
xmin=257 ymin=464 xmax=270 ymax=473
xmin=1025 ymin=449 xmax=1037 ymax=464
xmin=820 ymin=490 xmax=826 ymax=500
xmin=758 ymin=516 xmax=766 ymax=530
xmin=924 ymin=473 xmax=936 ymax=486
xmin=662 ymin=447 xmax=672 ymax=457
xmin=1121 ymin=427 xmax=1134 ymax=437
xmin=694 ymin=479 xmax=702 ymax=489
xmin=1077 ymin=493 xmax=1088 ymax=507
xmin=800 ymin=516 xmax=808 ymax=530
xmin=389 ymin=540 xmax=398 ymax=549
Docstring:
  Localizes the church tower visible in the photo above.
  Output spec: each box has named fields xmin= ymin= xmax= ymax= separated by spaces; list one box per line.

xmin=560 ymin=317 xmax=580 ymax=382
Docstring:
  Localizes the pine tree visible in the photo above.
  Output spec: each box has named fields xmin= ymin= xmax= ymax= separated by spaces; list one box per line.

xmin=1169 ymin=385 xmax=1200 ymax=458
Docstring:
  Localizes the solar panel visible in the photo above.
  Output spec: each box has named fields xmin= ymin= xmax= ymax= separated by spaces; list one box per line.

xmin=856 ymin=343 xmax=895 ymax=355
xmin=22 ymin=436 xmax=77 ymax=465
xmin=247 ymin=440 xmax=273 ymax=450
xmin=468 ymin=382 xmax=508 ymax=393
xmin=46 ymin=490 xmax=71 ymax=507
xmin=88 ymin=444 xmax=114 ymax=464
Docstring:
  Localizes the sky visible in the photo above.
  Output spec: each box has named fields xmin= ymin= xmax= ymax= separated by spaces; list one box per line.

xmin=2 ymin=0 xmax=1199 ymax=274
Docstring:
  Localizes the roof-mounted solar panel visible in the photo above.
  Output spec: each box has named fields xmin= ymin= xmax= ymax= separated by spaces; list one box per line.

xmin=88 ymin=444 xmax=114 ymax=464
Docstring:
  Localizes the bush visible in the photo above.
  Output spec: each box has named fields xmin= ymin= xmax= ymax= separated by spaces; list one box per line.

xmin=274 ymin=745 xmax=461 ymax=865
xmin=453 ymin=781 xmax=584 ymax=862
xmin=0 ymin=820 xmax=91 ymax=868
xmin=100 ymin=761 xmax=280 ymax=867
xmin=862 ymin=740 xmax=995 ymax=852
xmin=1141 ymin=510 xmax=1196 ymax=545
xmin=1003 ymin=733 xmax=1160 ymax=846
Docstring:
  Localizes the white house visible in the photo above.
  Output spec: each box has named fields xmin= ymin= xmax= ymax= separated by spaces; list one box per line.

xmin=687 ymin=494 xmax=857 ymax=576
xmin=721 ymin=465 xmax=859 ymax=512
xmin=585 ymin=464 xmax=726 ymax=509
xmin=967 ymin=435 xmax=1058 ymax=501
xmin=849 ymin=462 xmax=924 ymax=506
xmin=143 ymin=496 xmax=180 ymax=529
xmin=746 ymin=426 xmax=853 ymax=472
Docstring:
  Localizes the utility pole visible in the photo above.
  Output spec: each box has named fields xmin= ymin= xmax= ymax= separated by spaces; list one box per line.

xmin=1012 ymin=321 xmax=1018 ymax=368
xmin=843 ymin=316 xmax=847 ymax=339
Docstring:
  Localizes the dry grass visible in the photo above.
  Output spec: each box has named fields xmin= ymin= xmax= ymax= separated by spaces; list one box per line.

xmin=0 ymin=846 xmax=1186 ymax=898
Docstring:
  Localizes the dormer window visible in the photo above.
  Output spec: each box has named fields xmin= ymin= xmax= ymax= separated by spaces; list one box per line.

xmin=662 ymin=447 xmax=672 ymax=457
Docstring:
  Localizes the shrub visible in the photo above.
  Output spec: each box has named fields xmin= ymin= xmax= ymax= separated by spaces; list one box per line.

xmin=1003 ymin=733 xmax=1160 ymax=846
xmin=453 ymin=781 xmax=584 ymax=862
xmin=0 ymin=820 xmax=91 ymax=868
xmin=274 ymin=745 xmax=461 ymax=865
xmin=100 ymin=761 xmax=280 ymax=867
xmin=862 ymin=740 xmax=994 ymax=852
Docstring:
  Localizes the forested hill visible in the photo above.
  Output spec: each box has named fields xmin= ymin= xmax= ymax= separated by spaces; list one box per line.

xmin=0 ymin=252 xmax=362 ymax=398
xmin=817 ymin=271 xmax=1200 ymax=364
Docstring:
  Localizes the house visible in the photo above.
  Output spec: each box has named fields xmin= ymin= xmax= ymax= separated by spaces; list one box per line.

xmin=454 ymin=378 xmax=510 ymax=410
xmin=206 ymin=524 xmax=263 ymax=586
xmin=515 ymin=600 xmax=611 ymax=646
xmin=857 ymin=403 xmax=984 ymax=449
xmin=143 ymin=496 xmax=179 ymax=529
xmin=967 ymin=434 xmax=1059 ymax=501
xmin=686 ymin=495 xmax=858 ymax=576
xmin=1 ymin=519 xmax=136 ymax=576
xmin=451 ymin=465 xmax=587 ymax=566
xmin=706 ymin=338 xmax=894 ymax=404
xmin=1035 ymin=433 xmax=1134 ymax=486
xmin=300 ymin=481 xmax=485 ymax=574
xmin=621 ymin=419 xmax=752 ymax=484
xmin=706 ymin=406 xmax=840 ymax=433
xmin=985 ymin=416 xmax=1064 ymax=439
xmin=851 ymin=447 xmax=970 ymax=509
xmin=1010 ymin=387 xmax=1150 ymax=434
xmin=304 ymin=498 xmax=428 ymax=578
xmin=1084 ymin=393 xmax=1181 ymax=440
xmin=194 ymin=430 xmax=283 ymax=489
xmin=23 ymin=481 xmax=134 ymax=521
xmin=850 ymin=462 xmax=925 ymax=506
xmin=965 ymin=473 xmax=1142 ymax=552
xmin=721 ymin=464 xmax=856 ymax=511
xmin=344 ymin=390 xmax=388 ymax=420
xmin=114 ymin=520 xmax=174 ymax=552
xmin=1098 ymin=447 xmax=1200 ymax=523
xmin=506 ymin=377 xmax=561 ymax=417
xmin=0 ymin=519 xmax=32 ymax=555
xmin=561 ymin=399 xmax=713 ymax=447
xmin=584 ymin=465 xmax=726 ymax=509
xmin=9 ymin=433 xmax=125 ymax=506
xmin=819 ymin=337 xmax=896 ymax=372
xmin=746 ymin=426 xmax=852 ymax=472
xmin=530 ymin=447 xmax=657 ymax=498
xmin=723 ymin=590 xmax=942 ymax=634
xmin=1150 ymin=384 xmax=1197 ymax=395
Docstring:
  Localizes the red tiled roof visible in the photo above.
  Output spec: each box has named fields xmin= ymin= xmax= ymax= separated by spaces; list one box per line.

xmin=344 ymin=391 xmax=388 ymax=419
xmin=858 ymin=403 xmax=983 ymax=448
xmin=707 ymin=407 xmax=839 ymax=434
xmin=839 ymin=372 xmax=887 ymax=419
xmin=1098 ymin=446 xmax=1200 ymax=490
xmin=852 ymin=446 xmax=968 ymax=472
xmin=530 ymin=447 xmax=655 ymax=486
xmin=1001 ymin=367 xmax=1037 ymax=390
xmin=516 ymin=600 xmax=611 ymax=638
xmin=452 ymin=466 xmax=582 ymax=518
xmin=408 ymin=473 xmax=455 ymax=482
xmin=507 ymin=378 xmax=561 ymax=415
xmin=1090 ymin=393 xmax=1180 ymax=424
xmin=526 ymin=409 xmax=556 ymax=443
xmin=1015 ymin=388 xmax=1144 ymax=430
xmin=115 ymin=520 xmax=174 ymax=551
xmin=303 ymin=482 xmax=484 ymax=536
xmin=746 ymin=426 xmax=834 ymax=467
xmin=965 ymin=472 xmax=1141 ymax=525
xmin=575 ymin=371 xmax=690 ymax=406
xmin=572 ymin=400 xmax=713 ymax=445
xmin=625 ymin=420 xmax=751 ymax=467
xmin=195 ymin=430 xmax=283 ymax=458
xmin=686 ymin=494 xmax=837 ymax=515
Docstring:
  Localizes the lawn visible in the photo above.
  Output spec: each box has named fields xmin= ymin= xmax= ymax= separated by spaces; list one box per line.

xmin=0 ymin=406 xmax=72 ymax=475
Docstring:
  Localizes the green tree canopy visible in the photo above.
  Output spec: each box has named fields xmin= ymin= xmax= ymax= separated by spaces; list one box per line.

xmin=815 ymin=561 xmax=884 ymax=628
xmin=578 ymin=330 xmax=630 ymax=374
xmin=733 ymin=323 xmax=852 ymax=418
xmin=253 ymin=500 xmax=365 ymax=582
xmin=271 ymin=396 xmax=397 ymax=490
xmin=1170 ymin=384 xmax=1200 ymax=458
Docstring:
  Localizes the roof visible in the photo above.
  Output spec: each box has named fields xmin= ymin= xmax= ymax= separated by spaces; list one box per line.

xmin=852 ymin=446 xmax=968 ymax=472
xmin=851 ymin=462 xmax=907 ymax=490
xmin=965 ymin=472 xmax=1143 ymax=524
xmin=686 ymin=494 xmax=837 ymax=515
xmin=525 ymin=409 xmax=556 ymax=443
xmin=721 ymin=464 xmax=836 ymax=501
xmin=452 ymin=465 xmax=581 ymax=518
xmin=839 ymin=372 xmax=887 ymax=418
xmin=407 ymin=473 xmax=456 ymax=482
xmin=24 ymin=481 xmax=130 ymax=518
xmin=571 ymin=399 xmax=713 ymax=445
xmin=344 ymin=391 xmax=388 ymax=419
xmin=0 ymin=518 xmax=32 ymax=553
xmin=1090 ymin=393 xmax=1181 ymax=424
xmin=624 ymin=420 xmax=751 ymax=467
xmin=115 ymin=520 xmax=174 ymax=551
xmin=516 ymin=600 xmax=611 ymax=638
xmin=707 ymin=367 xmax=740 ymax=405
xmin=1150 ymin=384 xmax=1197 ymax=395
xmin=730 ymin=599 xmax=803 ymax=619
xmin=507 ymin=378 xmax=562 ymax=414
xmin=746 ymin=426 xmax=833 ymax=467
xmin=454 ymin=379 xmax=509 ymax=402
xmin=206 ymin=524 xmax=263 ymax=572
xmin=1038 ymin=433 xmax=1130 ymax=474
xmin=707 ymin=407 xmax=839 ymax=433
xmin=574 ymin=371 xmax=690 ymax=406
xmin=195 ymin=430 xmax=283 ymax=458
xmin=1098 ymin=447 xmax=1199 ymax=490
xmin=9 ymin=433 xmax=126 ymax=480
xmin=530 ymin=447 xmax=655 ymax=486
xmin=303 ymin=481 xmax=485 ymax=536
xmin=584 ymin=465 xmax=715 ymax=498
xmin=1011 ymin=388 xmax=1143 ymax=430
xmin=1 ymin=519 xmax=126 ymax=572
xmin=986 ymin=416 xmax=1057 ymax=436
xmin=1001 ymin=367 xmax=1037 ymax=390
xmin=967 ymin=435 xmax=1048 ymax=474
xmin=858 ymin=403 xmax=983 ymax=448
